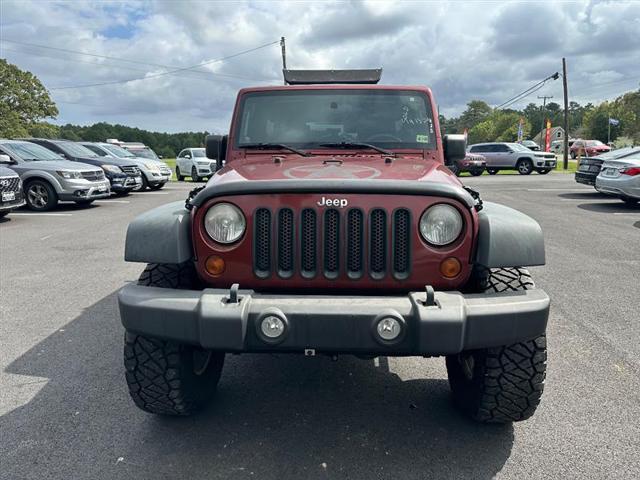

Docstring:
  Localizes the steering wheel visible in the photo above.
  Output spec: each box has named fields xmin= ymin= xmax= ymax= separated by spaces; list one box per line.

xmin=365 ymin=133 xmax=402 ymax=142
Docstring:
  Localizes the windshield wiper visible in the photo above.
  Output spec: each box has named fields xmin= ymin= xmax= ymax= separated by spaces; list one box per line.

xmin=241 ymin=143 xmax=310 ymax=157
xmin=319 ymin=142 xmax=396 ymax=157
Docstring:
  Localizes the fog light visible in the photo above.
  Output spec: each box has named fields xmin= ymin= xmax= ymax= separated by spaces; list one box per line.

xmin=376 ymin=317 xmax=402 ymax=341
xmin=260 ymin=316 xmax=285 ymax=339
xmin=205 ymin=255 xmax=225 ymax=276
xmin=440 ymin=257 xmax=462 ymax=278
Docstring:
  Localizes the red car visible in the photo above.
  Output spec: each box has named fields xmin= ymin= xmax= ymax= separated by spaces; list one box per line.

xmin=570 ymin=139 xmax=611 ymax=159
xmin=450 ymin=152 xmax=486 ymax=176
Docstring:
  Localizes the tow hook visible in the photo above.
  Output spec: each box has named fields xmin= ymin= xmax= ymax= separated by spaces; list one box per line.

xmin=422 ymin=285 xmax=437 ymax=307
xmin=226 ymin=283 xmax=240 ymax=304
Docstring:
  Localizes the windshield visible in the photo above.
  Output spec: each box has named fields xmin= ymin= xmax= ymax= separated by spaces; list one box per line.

xmin=235 ymin=90 xmax=436 ymax=150
xmin=58 ymin=142 xmax=98 ymax=157
xmin=102 ymin=144 xmax=136 ymax=158
xmin=126 ymin=147 xmax=158 ymax=159
xmin=193 ymin=149 xmax=206 ymax=158
xmin=1 ymin=141 xmax=63 ymax=161
xmin=586 ymin=140 xmax=604 ymax=147
xmin=510 ymin=143 xmax=532 ymax=152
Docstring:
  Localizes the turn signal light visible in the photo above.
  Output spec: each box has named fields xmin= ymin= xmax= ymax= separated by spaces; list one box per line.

xmin=205 ymin=255 xmax=226 ymax=276
xmin=440 ymin=257 xmax=462 ymax=278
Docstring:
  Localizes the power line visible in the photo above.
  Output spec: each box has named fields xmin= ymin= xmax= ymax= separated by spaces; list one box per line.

xmin=0 ymin=44 xmax=267 ymax=83
xmin=0 ymin=39 xmax=268 ymax=81
xmin=495 ymin=72 xmax=559 ymax=110
xmin=43 ymin=39 xmax=280 ymax=90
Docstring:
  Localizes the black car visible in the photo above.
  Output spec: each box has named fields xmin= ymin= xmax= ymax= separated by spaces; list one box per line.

xmin=0 ymin=160 xmax=25 ymax=218
xmin=23 ymin=139 xmax=143 ymax=195
xmin=575 ymin=147 xmax=640 ymax=188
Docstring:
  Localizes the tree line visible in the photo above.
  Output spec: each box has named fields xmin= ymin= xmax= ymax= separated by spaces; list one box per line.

xmin=441 ymin=90 xmax=640 ymax=146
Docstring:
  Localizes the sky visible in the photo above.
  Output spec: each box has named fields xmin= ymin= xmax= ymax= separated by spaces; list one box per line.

xmin=1 ymin=0 xmax=639 ymax=134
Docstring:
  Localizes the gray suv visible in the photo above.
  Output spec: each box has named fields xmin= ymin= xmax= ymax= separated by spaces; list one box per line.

xmin=0 ymin=140 xmax=110 ymax=211
xmin=468 ymin=142 xmax=557 ymax=175
xmin=81 ymin=142 xmax=171 ymax=190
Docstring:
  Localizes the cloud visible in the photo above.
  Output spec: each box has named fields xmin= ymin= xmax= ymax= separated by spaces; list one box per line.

xmin=0 ymin=0 xmax=638 ymax=133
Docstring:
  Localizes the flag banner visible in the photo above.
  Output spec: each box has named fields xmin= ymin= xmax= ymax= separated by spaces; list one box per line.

xmin=517 ymin=118 xmax=524 ymax=142
xmin=609 ymin=118 xmax=620 ymax=126
xmin=545 ymin=119 xmax=552 ymax=152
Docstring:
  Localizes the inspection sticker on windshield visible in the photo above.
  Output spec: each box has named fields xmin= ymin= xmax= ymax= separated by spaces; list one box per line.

xmin=416 ymin=134 xmax=429 ymax=143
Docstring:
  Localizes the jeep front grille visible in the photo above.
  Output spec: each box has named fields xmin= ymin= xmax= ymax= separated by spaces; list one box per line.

xmin=81 ymin=171 xmax=105 ymax=181
xmin=253 ymin=207 xmax=412 ymax=281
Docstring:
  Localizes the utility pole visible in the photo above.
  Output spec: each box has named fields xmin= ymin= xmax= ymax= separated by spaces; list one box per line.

xmin=280 ymin=36 xmax=287 ymax=85
xmin=537 ymin=95 xmax=553 ymax=150
xmin=562 ymin=58 xmax=569 ymax=170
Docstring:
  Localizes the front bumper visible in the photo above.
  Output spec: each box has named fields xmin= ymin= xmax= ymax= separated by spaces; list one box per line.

xmin=111 ymin=175 xmax=143 ymax=192
xmin=58 ymin=179 xmax=111 ymax=200
xmin=118 ymin=285 xmax=550 ymax=355
xmin=0 ymin=195 xmax=26 ymax=211
xmin=595 ymin=175 xmax=640 ymax=199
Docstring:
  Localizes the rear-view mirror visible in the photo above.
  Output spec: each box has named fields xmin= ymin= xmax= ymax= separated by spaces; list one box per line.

xmin=443 ymin=134 xmax=466 ymax=165
xmin=205 ymin=134 xmax=228 ymax=170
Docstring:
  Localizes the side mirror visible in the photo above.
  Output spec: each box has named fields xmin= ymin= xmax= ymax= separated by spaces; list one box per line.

xmin=443 ymin=134 xmax=466 ymax=165
xmin=0 ymin=154 xmax=12 ymax=164
xmin=184 ymin=154 xmax=191 ymax=159
xmin=206 ymin=134 xmax=228 ymax=170
xmin=158 ymin=155 xmax=164 ymax=159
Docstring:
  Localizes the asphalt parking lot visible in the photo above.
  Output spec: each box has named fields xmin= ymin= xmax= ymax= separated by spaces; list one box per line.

xmin=1 ymin=175 xmax=639 ymax=480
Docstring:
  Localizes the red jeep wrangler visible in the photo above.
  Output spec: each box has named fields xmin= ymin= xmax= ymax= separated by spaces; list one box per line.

xmin=119 ymin=70 xmax=549 ymax=423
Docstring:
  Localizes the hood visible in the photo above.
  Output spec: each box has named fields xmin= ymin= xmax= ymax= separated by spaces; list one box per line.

xmin=209 ymin=154 xmax=459 ymax=186
xmin=23 ymin=160 xmax=102 ymax=171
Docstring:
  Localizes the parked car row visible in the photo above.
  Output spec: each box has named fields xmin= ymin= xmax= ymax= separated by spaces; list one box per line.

xmin=575 ymin=146 xmax=640 ymax=205
xmin=0 ymin=138 xmax=172 ymax=213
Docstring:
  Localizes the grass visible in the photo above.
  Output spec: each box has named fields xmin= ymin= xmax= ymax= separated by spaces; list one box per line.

xmin=163 ymin=158 xmax=177 ymax=181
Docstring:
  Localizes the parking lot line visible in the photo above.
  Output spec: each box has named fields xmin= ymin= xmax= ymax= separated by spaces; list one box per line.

xmin=95 ymin=200 xmax=130 ymax=203
xmin=9 ymin=213 xmax=73 ymax=216
xmin=613 ymin=212 xmax=640 ymax=216
xmin=132 ymin=192 xmax=169 ymax=195
xmin=527 ymin=188 xmax=591 ymax=192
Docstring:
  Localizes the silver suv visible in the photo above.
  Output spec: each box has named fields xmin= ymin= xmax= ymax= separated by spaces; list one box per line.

xmin=81 ymin=142 xmax=171 ymax=190
xmin=468 ymin=142 xmax=557 ymax=175
xmin=0 ymin=140 xmax=110 ymax=211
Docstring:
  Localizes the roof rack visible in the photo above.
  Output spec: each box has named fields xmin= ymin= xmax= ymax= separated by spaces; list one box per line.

xmin=283 ymin=68 xmax=382 ymax=85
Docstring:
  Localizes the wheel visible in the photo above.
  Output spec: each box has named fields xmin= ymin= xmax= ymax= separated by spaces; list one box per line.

xmin=0 ymin=211 xmax=8 ymax=218
xmin=516 ymin=159 xmax=533 ymax=175
xmin=447 ymin=268 xmax=546 ymax=423
xmin=487 ymin=168 xmax=498 ymax=175
xmin=176 ymin=166 xmax=184 ymax=181
xmin=114 ymin=190 xmax=130 ymax=196
xmin=536 ymin=169 xmax=551 ymax=175
xmin=140 ymin=174 xmax=150 ymax=191
xmin=570 ymin=151 xmax=576 ymax=159
xmin=124 ymin=263 xmax=225 ymax=416
xmin=621 ymin=196 xmax=639 ymax=205
xmin=149 ymin=182 xmax=165 ymax=190
xmin=74 ymin=199 xmax=94 ymax=206
xmin=191 ymin=166 xmax=200 ymax=182
xmin=25 ymin=179 xmax=58 ymax=211
xmin=449 ymin=164 xmax=460 ymax=176
xmin=470 ymin=169 xmax=484 ymax=176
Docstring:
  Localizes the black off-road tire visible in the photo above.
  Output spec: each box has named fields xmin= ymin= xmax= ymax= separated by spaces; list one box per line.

xmin=449 ymin=164 xmax=461 ymax=176
xmin=124 ymin=262 xmax=225 ymax=416
xmin=191 ymin=166 xmax=201 ymax=182
xmin=447 ymin=267 xmax=546 ymax=423
xmin=25 ymin=179 xmax=58 ymax=211
xmin=470 ymin=169 xmax=484 ymax=176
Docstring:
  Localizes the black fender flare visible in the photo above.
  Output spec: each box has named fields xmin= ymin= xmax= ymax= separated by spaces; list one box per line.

xmin=124 ymin=201 xmax=192 ymax=264
xmin=475 ymin=202 xmax=545 ymax=267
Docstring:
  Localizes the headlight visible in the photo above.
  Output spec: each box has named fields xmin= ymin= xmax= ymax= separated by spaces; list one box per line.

xmin=419 ymin=204 xmax=463 ymax=246
xmin=56 ymin=170 xmax=82 ymax=179
xmin=144 ymin=162 xmax=160 ymax=171
xmin=101 ymin=164 xmax=122 ymax=173
xmin=204 ymin=203 xmax=246 ymax=244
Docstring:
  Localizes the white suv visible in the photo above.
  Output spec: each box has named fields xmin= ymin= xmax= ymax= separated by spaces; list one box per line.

xmin=468 ymin=142 xmax=557 ymax=175
xmin=175 ymin=148 xmax=218 ymax=182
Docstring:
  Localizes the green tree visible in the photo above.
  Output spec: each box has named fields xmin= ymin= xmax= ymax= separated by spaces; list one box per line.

xmin=458 ymin=100 xmax=492 ymax=131
xmin=0 ymin=59 xmax=58 ymax=137
xmin=468 ymin=111 xmax=529 ymax=144
xmin=583 ymin=101 xmax=634 ymax=143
